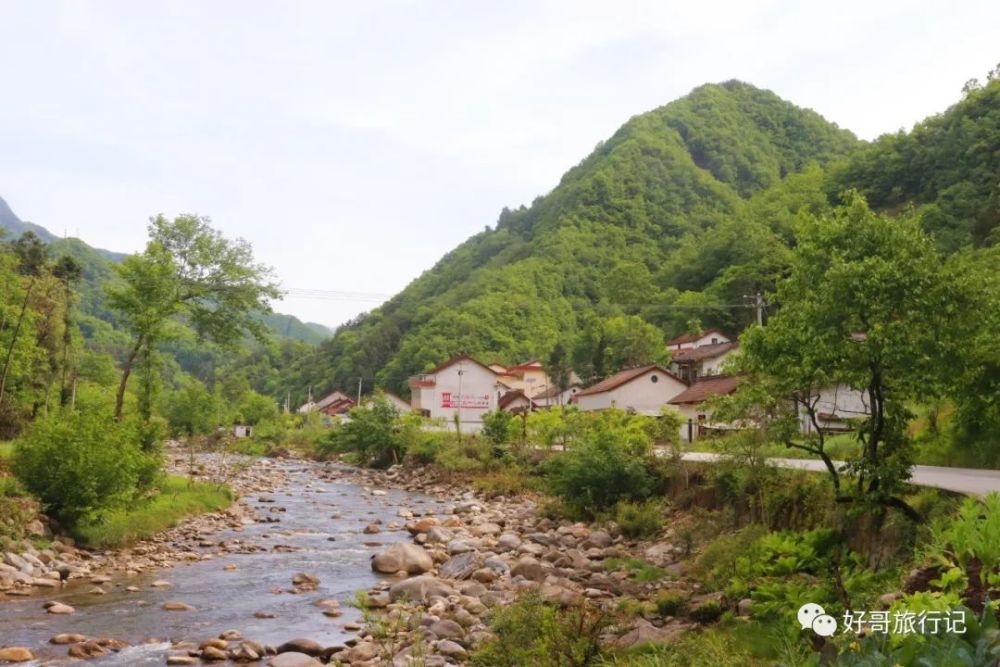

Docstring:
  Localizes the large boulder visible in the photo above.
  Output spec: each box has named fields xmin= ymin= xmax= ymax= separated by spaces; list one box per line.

xmin=439 ymin=552 xmax=481 ymax=580
xmin=268 ymin=653 xmax=323 ymax=667
xmin=0 ymin=647 xmax=34 ymax=663
xmin=276 ymin=639 xmax=324 ymax=657
xmin=371 ymin=543 xmax=433 ymax=575
xmin=389 ymin=575 xmax=453 ymax=603
xmin=510 ymin=556 xmax=545 ymax=582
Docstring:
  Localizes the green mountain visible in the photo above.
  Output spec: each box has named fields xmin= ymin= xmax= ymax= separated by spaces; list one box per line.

xmin=287 ymin=80 xmax=862 ymax=399
xmin=0 ymin=197 xmax=331 ymax=346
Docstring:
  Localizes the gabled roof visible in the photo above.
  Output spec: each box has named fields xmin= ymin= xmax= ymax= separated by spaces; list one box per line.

xmin=668 ymin=375 xmax=741 ymax=405
xmin=427 ymin=354 xmax=498 ymax=376
xmin=507 ymin=360 xmax=544 ymax=372
xmin=316 ymin=390 xmax=351 ymax=410
xmin=535 ymin=383 xmax=582 ymax=400
xmin=575 ymin=365 xmax=685 ymax=398
xmin=498 ymin=389 xmax=537 ymax=411
xmin=671 ymin=342 xmax=738 ymax=363
xmin=668 ymin=328 xmax=730 ymax=346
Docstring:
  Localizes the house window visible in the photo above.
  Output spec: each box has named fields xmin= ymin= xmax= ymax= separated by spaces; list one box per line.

xmin=650 ymin=375 xmax=659 ymax=383
xmin=711 ymin=337 xmax=718 ymax=344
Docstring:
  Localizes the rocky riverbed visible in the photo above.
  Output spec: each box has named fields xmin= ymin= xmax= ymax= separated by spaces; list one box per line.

xmin=1 ymin=454 xmax=716 ymax=666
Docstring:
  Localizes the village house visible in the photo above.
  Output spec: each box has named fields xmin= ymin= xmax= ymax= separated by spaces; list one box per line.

xmin=573 ymin=365 xmax=688 ymax=416
xmin=667 ymin=375 xmax=742 ymax=442
xmin=409 ymin=355 xmax=502 ymax=431
xmin=498 ymin=389 xmax=537 ymax=413
xmin=670 ymin=341 xmax=739 ymax=384
xmin=298 ymin=389 xmax=355 ymax=416
xmin=490 ymin=360 xmax=553 ymax=398
xmin=364 ymin=391 xmax=412 ymax=414
xmin=667 ymin=328 xmax=732 ymax=353
xmin=534 ymin=381 xmax=583 ymax=407
xmin=797 ymin=384 xmax=870 ymax=434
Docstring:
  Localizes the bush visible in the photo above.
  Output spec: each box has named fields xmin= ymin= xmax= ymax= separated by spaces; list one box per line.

xmin=689 ymin=599 xmax=724 ymax=624
xmin=318 ymin=396 xmax=401 ymax=467
xmin=654 ymin=590 xmax=688 ymax=617
xmin=11 ymin=409 xmax=159 ymax=524
xmin=546 ymin=437 xmax=656 ymax=518
xmin=470 ymin=591 xmax=612 ymax=667
xmin=614 ymin=500 xmax=665 ymax=539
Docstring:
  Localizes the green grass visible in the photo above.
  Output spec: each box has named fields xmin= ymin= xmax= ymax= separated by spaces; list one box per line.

xmin=603 ymin=557 xmax=669 ymax=582
xmin=73 ymin=475 xmax=233 ymax=548
xmin=0 ymin=441 xmax=13 ymax=460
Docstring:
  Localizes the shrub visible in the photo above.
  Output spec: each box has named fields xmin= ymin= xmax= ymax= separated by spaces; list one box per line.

xmin=614 ymin=500 xmax=665 ymax=539
xmin=11 ymin=409 xmax=159 ymax=524
xmin=399 ymin=413 xmax=444 ymax=464
xmin=319 ymin=396 xmax=401 ymax=467
xmin=471 ymin=591 xmax=612 ymax=667
xmin=546 ymin=437 xmax=655 ymax=518
xmin=654 ymin=590 xmax=688 ymax=617
xmin=482 ymin=409 xmax=516 ymax=450
xmin=689 ymin=599 xmax=724 ymax=624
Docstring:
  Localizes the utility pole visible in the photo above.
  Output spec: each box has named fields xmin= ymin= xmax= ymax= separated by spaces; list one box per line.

xmin=745 ymin=291 xmax=766 ymax=326
xmin=357 ymin=377 xmax=363 ymax=404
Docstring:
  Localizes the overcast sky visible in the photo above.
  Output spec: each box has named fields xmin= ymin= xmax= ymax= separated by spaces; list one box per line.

xmin=1 ymin=1 xmax=997 ymax=329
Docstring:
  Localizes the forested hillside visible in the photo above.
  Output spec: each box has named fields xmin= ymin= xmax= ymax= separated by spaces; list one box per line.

xmin=282 ymin=78 xmax=999 ymax=404
xmin=284 ymin=81 xmax=861 ymax=398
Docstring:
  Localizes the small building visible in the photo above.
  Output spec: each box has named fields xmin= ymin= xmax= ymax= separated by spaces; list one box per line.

xmin=489 ymin=360 xmax=554 ymax=398
xmin=534 ymin=382 xmax=582 ymax=408
xmin=362 ymin=391 xmax=411 ymax=414
xmin=232 ymin=424 xmax=253 ymax=438
xmin=299 ymin=389 xmax=353 ymax=415
xmin=798 ymin=384 xmax=870 ymax=434
xmin=319 ymin=395 xmax=355 ymax=416
xmin=498 ymin=389 xmax=537 ymax=414
xmin=573 ymin=365 xmax=688 ymax=416
xmin=667 ymin=375 xmax=742 ymax=442
xmin=670 ymin=342 xmax=738 ymax=384
xmin=667 ymin=328 xmax=732 ymax=353
xmin=408 ymin=355 xmax=502 ymax=431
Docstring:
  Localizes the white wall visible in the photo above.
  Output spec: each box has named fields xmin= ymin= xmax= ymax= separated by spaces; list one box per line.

xmin=419 ymin=361 xmax=499 ymax=427
xmin=575 ymin=370 xmax=687 ymax=416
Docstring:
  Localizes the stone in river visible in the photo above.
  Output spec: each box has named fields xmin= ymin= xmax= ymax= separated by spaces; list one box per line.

xmin=162 ymin=600 xmax=196 ymax=611
xmin=268 ymin=653 xmax=323 ymax=667
xmin=0 ymin=648 xmax=34 ymax=663
xmin=67 ymin=641 xmax=108 ymax=658
xmin=201 ymin=646 xmax=228 ymax=661
xmin=371 ymin=543 xmax=433 ymax=574
xmin=50 ymin=633 xmax=87 ymax=644
xmin=166 ymin=657 xmax=199 ymax=666
xmin=276 ymin=638 xmax=324 ymax=657
xmin=46 ymin=602 xmax=75 ymax=614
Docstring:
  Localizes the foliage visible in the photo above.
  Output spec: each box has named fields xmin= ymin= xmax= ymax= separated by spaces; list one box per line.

xmin=160 ymin=376 xmax=224 ymax=437
xmin=546 ymin=436 xmax=655 ymax=518
xmin=654 ymin=590 xmax=688 ymax=617
xmin=106 ymin=214 xmax=280 ymax=421
xmin=72 ymin=474 xmax=232 ymax=547
xmin=734 ymin=195 xmax=949 ymax=521
xmin=603 ymin=557 xmax=668 ymax=583
xmin=482 ymin=409 xmax=517 ymax=449
xmin=923 ymin=493 xmax=1000 ymax=588
xmin=11 ymin=409 xmax=160 ymax=523
xmin=613 ymin=500 xmax=665 ymax=539
xmin=471 ymin=591 xmax=614 ymax=667
xmin=320 ymin=395 xmax=402 ymax=467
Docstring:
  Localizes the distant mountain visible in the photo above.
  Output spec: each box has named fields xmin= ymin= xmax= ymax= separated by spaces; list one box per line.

xmin=0 ymin=195 xmax=331 ymax=345
xmin=284 ymin=80 xmax=862 ymax=397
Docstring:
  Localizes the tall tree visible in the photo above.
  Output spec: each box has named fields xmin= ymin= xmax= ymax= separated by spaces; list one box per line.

xmin=0 ymin=232 xmax=48 ymax=406
xmin=107 ymin=215 xmax=280 ymax=422
xmin=737 ymin=194 xmax=948 ymax=521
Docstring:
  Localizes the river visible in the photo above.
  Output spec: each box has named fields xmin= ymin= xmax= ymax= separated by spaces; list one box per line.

xmin=0 ymin=460 xmax=442 ymax=665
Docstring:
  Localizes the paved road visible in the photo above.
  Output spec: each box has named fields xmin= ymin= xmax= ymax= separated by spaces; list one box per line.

xmin=677 ymin=451 xmax=1000 ymax=497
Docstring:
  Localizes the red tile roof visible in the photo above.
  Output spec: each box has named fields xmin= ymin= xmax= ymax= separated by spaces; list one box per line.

xmin=667 ymin=328 xmax=730 ymax=346
xmin=668 ymin=375 xmax=741 ymax=405
xmin=575 ymin=365 xmax=685 ymax=398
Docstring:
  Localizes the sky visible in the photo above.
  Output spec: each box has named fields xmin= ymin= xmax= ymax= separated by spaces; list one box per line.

xmin=1 ymin=1 xmax=997 ymax=329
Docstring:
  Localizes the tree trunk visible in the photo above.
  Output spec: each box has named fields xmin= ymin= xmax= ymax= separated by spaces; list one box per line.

xmin=114 ymin=335 xmax=144 ymax=420
xmin=0 ymin=281 xmax=35 ymax=406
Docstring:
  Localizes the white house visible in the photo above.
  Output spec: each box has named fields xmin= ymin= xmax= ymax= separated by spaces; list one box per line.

xmin=364 ymin=391 xmax=412 ymax=415
xmin=298 ymin=389 xmax=353 ymax=415
xmin=798 ymin=384 xmax=870 ymax=434
xmin=573 ymin=365 xmax=688 ymax=416
xmin=667 ymin=375 xmax=742 ymax=442
xmin=535 ymin=382 xmax=582 ymax=408
xmin=409 ymin=355 xmax=501 ymax=432
xmin=667 ymin=328 xmax=732 ymax=353
xmin=670 ymin=342 xmax=738 ymax=384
